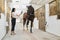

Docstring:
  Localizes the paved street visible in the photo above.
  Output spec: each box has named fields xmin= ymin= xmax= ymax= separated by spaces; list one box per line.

xmin=2 ymin=22 xmax=60 ymax=40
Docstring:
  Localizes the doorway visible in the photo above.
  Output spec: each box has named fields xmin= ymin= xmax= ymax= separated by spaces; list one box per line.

xmin=35 ymin=5 xmax=46 ymax=31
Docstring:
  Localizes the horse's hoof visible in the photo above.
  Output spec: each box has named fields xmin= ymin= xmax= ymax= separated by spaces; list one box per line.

xmin=27 ymin=28 xmax=28 ymax=30
xmin=23 ymin=29 xmax=25 ymax=31
xmin=26 ymin=29 xmax=28 ymax=31
xmin=30 ymin=31 xmax=32 ymax=33
xmin=30 ymin=29 xmax=32 ymax=33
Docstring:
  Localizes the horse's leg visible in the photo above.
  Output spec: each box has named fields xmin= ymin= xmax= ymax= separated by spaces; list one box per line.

xmin=23 ymin=19 xmax=26 ymax=31
xmin=26 ymin=20 xmax=29 ymax=30
xmin=30 ymin=20 xmax=33 ymax=33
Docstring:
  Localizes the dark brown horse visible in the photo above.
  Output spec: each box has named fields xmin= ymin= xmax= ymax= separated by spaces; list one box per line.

xmin=23 ymin=12 xmax=34 ymax=33
xmin=23 ymin=5 xmax=35 ymax=33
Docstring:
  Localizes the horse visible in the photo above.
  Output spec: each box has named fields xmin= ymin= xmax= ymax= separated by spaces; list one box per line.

xmin=23 ymin=5 xmax=35 ymax=33
xmin=23 ymin=12 xmax=34 ymax=33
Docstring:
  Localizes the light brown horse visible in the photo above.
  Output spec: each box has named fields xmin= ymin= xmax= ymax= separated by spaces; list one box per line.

xmin=23 ymin=12 xmax=34 ymax=33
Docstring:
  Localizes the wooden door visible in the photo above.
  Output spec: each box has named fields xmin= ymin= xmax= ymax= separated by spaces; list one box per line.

xmin=57 ymin=0 xmax=60 ymax=19
xmin=38 ymin=6 xmax=46 ymax=31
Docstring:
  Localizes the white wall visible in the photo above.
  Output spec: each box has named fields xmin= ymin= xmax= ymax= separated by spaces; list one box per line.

xmin=45 ymin=4 xmax=60 ymax=36
xmin=0 ymin=13 xmax=6 ymax=40
xmin=46 ymin=15 xmax=60 ymax=36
